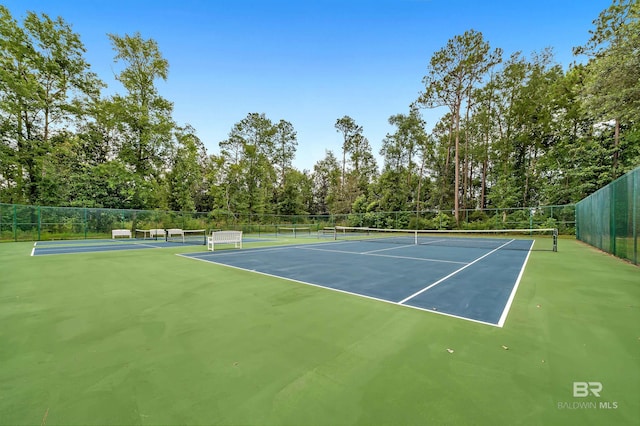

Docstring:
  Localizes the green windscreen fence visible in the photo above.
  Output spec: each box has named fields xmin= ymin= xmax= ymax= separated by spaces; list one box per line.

xmin=576 ymin=167 xmax=639 ymax=265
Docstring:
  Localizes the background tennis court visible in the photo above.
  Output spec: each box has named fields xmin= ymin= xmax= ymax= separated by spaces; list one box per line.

xmin=30 ymin=236 xmax=271 ymax=256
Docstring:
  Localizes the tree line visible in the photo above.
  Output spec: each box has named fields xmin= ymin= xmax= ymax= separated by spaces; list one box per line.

xmin=1 ymin=1 xmax=638 ymax=226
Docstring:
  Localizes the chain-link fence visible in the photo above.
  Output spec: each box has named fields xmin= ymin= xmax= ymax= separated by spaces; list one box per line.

xmin=576 ymin=166 xmax=639 ymax=265
xmin=0 ymin=203 xmax=575 ymax=243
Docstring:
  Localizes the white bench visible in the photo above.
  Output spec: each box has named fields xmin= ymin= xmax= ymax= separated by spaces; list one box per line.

xmin=112 ymin=229 xmax=131 ymax=239
xmin=207 ymin=230 xmax=243 ymax=251
xmin=167 ymin=228 xmax=184 ymax=242
xmin=149 ymin=229 xmax=166 ymax=238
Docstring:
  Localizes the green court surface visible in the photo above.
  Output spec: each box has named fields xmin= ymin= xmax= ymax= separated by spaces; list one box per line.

xmin=0 ymin=238 xmax=638 ymax=425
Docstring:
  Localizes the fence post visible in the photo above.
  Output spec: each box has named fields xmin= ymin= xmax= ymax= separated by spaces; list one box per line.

xmin=37 ymin=206 xmax=41 ymax=241
xmin=13 ymin=204 xmax=17 ymax=242
xmin=610 ymin=187 xmax=616 ymax=255
xmin=634 ymin=171 xmax=638 ymax=265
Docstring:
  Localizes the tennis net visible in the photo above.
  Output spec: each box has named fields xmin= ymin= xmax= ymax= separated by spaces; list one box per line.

xmin=135 ymin=228 xmax=165 ymax=240
xmin=333 ymin=226 xmax=558 ymax=251
xmin=276 ymin=226 xmax=311 ymax=238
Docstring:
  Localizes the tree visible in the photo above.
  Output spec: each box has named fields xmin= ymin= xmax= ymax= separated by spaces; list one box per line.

xmin=380 ymin=106 xmax=431 ymax=213
xmin=0 ymin=6 xmax=102 ymax=204
xmin=272 ymin=119 xmax=298 ymax=213
xmin=278 ymin=169 xmax=311 ymax=216
xmin=416 ymin=29 xmax=501 ymax=224
xmin=273 ymin=119 xmax=297 ymax=186
xmin=489 ymin=50 xmax=566 ymax=208
xmin=335 ymin=115 xmax=361 ymax=186
xmin=108 ymin=32 xmax=174 ymax=177
xmin=468 ymin=76 xmax=500 ymax=209
xmin=574 ymin=0 xmax=640 ymax=177
xmin=334 ymin=115 xmax=377 ymax=211
xmin=166 ymin=125 xmax=206 ymax=212
xmin=219 ymin=113 xmax=278 ymax=216
xmin=311 ymin=150 xmax=341 ymax=214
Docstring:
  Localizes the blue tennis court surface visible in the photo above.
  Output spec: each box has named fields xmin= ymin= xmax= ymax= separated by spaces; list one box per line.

xmin=180 ymin=238 xmax=534 ymax=327
xmin=30 ymin=237 xmax=272 ymax=256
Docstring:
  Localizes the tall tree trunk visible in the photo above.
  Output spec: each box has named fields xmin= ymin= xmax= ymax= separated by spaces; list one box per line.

xmin=462 ymin=93 xmax=473 ymax=212
xmin=416 ymin=154 xmax=426 ymax=221
xmin=454 ymin=105 xmax=460 ymax=226
xmin=468 ymin=157 xmax=473 ymax=209
xmin=481 ymin=157 xmax=487 ymax=209
xmin=341 ymin=150 xmax=346 ymax=190
xmin=440 ymin=119 xmax=454 ymax=208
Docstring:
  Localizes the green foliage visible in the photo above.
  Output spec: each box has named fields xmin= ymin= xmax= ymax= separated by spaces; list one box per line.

xmin=108 ymin=32 xmax=174 ymax=176
xmin=0 ymin=2 xmax=639 ymax=225
xmin=0 ymin=6 xmax=103 ymax=204
xmin=277 ymin=169 xmax=311 ymax=216
xmin=166 ymin=126 xmax=206 ymax=212
xmin=430 ymin=211 xmax=453 ymax=229
xmin=575 ymin=0 xmax=639 ymax=123
xmin=417 ymin=29 xmax=502 ymax=223
xmin=311 ymin=150 xmax=341 ymax=214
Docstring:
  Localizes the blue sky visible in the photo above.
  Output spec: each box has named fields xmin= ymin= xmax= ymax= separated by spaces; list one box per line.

xmin=4 ymin=0 xmax=610 ymax=171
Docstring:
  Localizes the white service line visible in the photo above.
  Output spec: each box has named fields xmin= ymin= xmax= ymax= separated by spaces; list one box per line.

xmin=367 ymin=252 xmax=467 ymax=265
xmin=184 ymin=240 xmax=354 ymax=258
xmin=299 ymin=245 xmax=467 ymax=265
xmin=418 ymin=239 xmax=448 ymax=245
xmin=398 ymin=239 xmax=516 ymax=304
xmin=362 ymin=244 xmax=415 ymax=254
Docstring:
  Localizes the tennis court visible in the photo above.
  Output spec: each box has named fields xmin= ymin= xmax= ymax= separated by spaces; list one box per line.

xmin=3 ymin=230 xmax=639 ymax=425
xmin=29 ymin=232 xmax=269 ymax=256
xmin=181 ymin=232 xmax=541 ymax=326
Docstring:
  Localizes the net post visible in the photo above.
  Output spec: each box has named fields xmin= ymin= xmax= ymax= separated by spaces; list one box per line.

xmin=553 ymin=228 xmax=558 ymax=252
xmin=414 ymin=229 xmax=418 ymax=245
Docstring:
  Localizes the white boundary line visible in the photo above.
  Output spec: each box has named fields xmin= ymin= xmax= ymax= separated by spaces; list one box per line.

xmin=299 ymin=245 xmax=468 ymax=265
xmin=417 ymin=239 xmax=448 ymax=245
xmin=398 ymin=239 xmax=516 ymax=304
xmin=362 ymin=244 xmax=415 ymax=254
xmin=187 ymin=243 xmax=323 ymax=258
xmin=497 ymin=240 xmax=535 ymax=327
xmin=187 ymin=242 xmax=468 ymax=266
xmin=30 ymin=242 xmax=164 ymax=256
xmin=367 ymin=252 xmax=467 ymax=265
xmin=176 ymin=253 xmax=499 ymax=327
